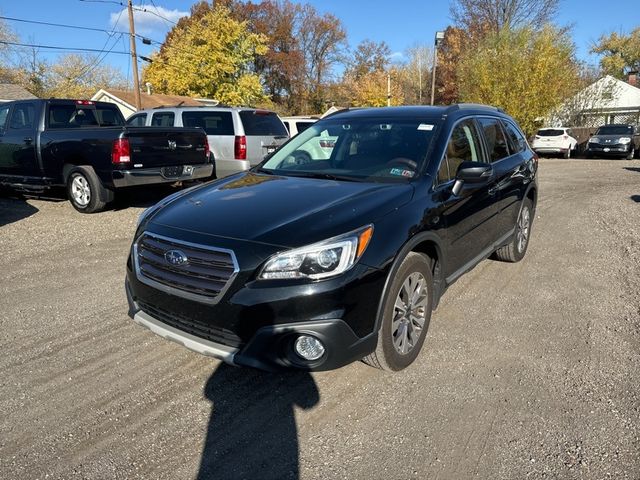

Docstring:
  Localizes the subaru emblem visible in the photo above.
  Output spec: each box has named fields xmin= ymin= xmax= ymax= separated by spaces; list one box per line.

xmin=168 ymin=140 xmax=177 ymax=150
xmin=164 ymin=249 xmax=188 ymax=266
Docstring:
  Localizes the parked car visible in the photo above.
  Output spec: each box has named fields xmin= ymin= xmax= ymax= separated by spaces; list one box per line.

xmin=127 ymin=106 xmax=289 ymax=178
xmin=0 ymin=99 xmax=212 ymax=213
xmin=531 ymin=127 xmax=577 ymax=158
xmin=281 ymin=116 xmax=318 ymax=137
xmin=126 ymin=104 xmax=538 ymax=372
xmin=585 ymin=124 xmax=640 ymax=159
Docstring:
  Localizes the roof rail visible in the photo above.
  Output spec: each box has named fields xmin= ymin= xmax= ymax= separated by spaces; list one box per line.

xmin=445 ymin=103 xmax=504 ymax=113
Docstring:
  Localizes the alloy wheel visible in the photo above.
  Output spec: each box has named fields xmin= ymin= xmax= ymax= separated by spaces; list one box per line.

xmin=516 ymin=206 xmax=530 ymax=253
xmin=391 ymin=272 xmax=428 ymax=355
xmin=71 ymin=175 xmax=91 ymax=207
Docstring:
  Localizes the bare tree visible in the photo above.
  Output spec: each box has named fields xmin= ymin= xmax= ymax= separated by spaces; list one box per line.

xmin=450 ymin=0 xmax=560 ymax=32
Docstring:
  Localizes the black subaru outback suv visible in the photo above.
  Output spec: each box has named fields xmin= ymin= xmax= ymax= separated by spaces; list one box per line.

xmin=126 ymin=105 xmax=538 ymax=372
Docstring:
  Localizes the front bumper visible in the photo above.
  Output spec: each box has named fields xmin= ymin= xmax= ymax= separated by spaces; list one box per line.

xmin=112 ymin=163 xmax=213 ymax=188
xmin=125 ymin=258 xmax=384 ymax=371
xmin=586 ymin=144 xmax=632 ymax=157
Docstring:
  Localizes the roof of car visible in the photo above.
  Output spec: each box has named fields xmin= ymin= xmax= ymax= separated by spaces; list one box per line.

xmin=324 ymin=104 xmax=504 ymax=120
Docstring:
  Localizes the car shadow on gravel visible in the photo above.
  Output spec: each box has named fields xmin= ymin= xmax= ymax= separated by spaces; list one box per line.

xmin=623 ymin=167 xmax=640 ymax=173
xmin=631 ymin=195 xmax=640 ymax=203
xmin=0 ymin=196 xmax=39 ymax=227
xmin=197 ymin=364 xmax=320 ymax=480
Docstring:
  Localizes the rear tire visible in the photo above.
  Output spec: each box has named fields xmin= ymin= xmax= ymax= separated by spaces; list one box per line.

xmin=363 ymin=252 xmax=433 ymax=372
xmin=66 ymin=166 xmax=110 ymax=213
xmin=494 ymin=198 xmax=533 ymax=263
xmin=563 ymin=148 xmax=570 ymax=159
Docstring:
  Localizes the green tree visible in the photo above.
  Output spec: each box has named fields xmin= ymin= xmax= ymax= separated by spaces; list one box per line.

xmin=591 ymin=27 xmax=640 ymax=79
xmin=143 ymin=3 xmax=268 ymax=105
xmin=458 ymin=26 xmax=580 ymax=135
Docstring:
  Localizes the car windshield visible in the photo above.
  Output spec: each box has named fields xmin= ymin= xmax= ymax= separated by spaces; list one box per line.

xmin=595 ymin=125 xmax=633 ymax=135
xmin=260 ymin=117 xmax=437 ymax=182
xmin=537 ymin=129 xmax=564 ymax=136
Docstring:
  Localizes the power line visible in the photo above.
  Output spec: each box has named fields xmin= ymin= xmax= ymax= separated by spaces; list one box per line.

xmin=0 ymin=40 xmax=130 ymax=55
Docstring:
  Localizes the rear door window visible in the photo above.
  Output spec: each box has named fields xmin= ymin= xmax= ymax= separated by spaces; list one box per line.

xmin=479 ymin=117 xmax=510 ymax=162
xmin=151 ymin=112 xmax=175 ymax=127
xmin=181 ymin=111 xmax=234 ymax=135
xmin=239 ymin=110 xmax=288 ymax=136
xmin=126 ymin=113 xmax=147 ymax=126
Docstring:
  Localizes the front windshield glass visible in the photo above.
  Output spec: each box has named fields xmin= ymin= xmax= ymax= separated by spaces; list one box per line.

xmin=260 ymin=117 xmax=437 ymax=182
xmin=595 ymin=125 xmax=633 ymax=135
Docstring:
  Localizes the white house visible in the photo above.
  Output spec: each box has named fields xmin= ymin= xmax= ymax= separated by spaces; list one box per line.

xmin=550 ymin=75 xmax=640 ymax=128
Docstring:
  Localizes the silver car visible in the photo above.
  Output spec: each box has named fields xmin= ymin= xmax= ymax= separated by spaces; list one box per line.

xmin=127 ymin=106 xmax=289 ymax=178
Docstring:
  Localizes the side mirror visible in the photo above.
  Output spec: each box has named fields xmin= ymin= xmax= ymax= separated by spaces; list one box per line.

xmin=452 ymin=161 xmax=493 ymax=196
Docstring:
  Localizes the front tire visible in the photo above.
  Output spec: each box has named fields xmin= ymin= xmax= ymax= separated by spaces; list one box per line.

xmin=494 ymin=198 xmax=533 ymax=263
xmin=363 ymin=252 xmax=433 ymax=371
xmin=627 ymin=147 xmax=635 ymax=160
xmin=66 ymin=166 xmax=110 ymax=213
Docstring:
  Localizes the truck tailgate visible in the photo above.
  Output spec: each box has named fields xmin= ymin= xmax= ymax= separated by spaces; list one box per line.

xmin=126 ymin=127 xmax=208 ymax=168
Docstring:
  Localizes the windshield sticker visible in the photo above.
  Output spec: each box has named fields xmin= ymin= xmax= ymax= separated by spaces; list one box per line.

xmin=390 ymin=168 xmax=415 ymax=178
xmin=417 ymin=124 xmax=434 ymax=131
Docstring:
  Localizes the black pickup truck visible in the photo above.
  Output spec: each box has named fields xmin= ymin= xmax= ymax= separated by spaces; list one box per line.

xmin=0 ymin=99 xmax=213 ymax=212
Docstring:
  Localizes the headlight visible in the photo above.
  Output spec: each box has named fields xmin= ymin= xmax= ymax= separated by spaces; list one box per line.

xmin=259 ymin=225 xmax=374 ymax=280
xmin=588 ymin=137 xmax=600 ymax=144
xmin=619 ymin=137 xmax=631 ymax=144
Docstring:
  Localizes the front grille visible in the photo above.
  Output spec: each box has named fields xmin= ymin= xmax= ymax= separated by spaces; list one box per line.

xmin=137 ymin=300 xmax=243 ymax=348
xmin=134 ymin=232 xmax=238 ymax=304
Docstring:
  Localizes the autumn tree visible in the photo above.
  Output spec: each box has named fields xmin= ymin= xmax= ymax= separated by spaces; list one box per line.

xmin=298 ymin=4 xmax=347 ymax=112
xmin=44 ymin=54 xmax=127 ymax=98
xmin=450 ymin=0 xmax=559 ymax=33
xmin=591 ymin=27 xmax=640 ymax=79
xmin=143 ymin=3 xmax=268 ymax=106
xmin=458 ymin=26 xmax=580 ymax=135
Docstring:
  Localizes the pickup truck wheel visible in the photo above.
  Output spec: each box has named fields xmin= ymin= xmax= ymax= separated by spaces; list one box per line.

xmin=494 ymin=198 xmax=533 ymax=263
xmin=363 ymin=252 xmax=433 ymax=371
xmin=66 ymin=167 xmax=108 ymax=213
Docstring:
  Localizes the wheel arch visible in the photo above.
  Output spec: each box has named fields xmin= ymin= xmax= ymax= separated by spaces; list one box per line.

xmin=372 ymin=231 xmax=447 ymax=335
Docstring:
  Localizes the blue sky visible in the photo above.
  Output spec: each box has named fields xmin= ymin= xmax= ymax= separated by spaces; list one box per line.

xmin=2 ymin=0 xmax=638 ymax=87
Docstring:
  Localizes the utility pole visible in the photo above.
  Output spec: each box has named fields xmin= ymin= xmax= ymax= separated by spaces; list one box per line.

xmin=418 ymin=55 xmax=422 ymax=104
xmin=127 ymin=0 xmax=142 ymax=110
xmin=431 ymin=31 xmax=445 ymax=106
xmin=387 ymin=72 xmax=391 ymax=107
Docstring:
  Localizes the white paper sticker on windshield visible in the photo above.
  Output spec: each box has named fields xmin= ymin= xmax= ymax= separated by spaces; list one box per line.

xmin=417 ymin=124 xmax=434 ymax=131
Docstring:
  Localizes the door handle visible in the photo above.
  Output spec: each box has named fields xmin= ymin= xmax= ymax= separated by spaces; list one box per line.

xmin=23 ymin=137 xmax=33 ymax=144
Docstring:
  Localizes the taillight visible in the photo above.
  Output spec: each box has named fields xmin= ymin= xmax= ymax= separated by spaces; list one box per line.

xmin=204 ymin=137 xmax=210 ymax=159
xmin=234 ymin=135 xmax=247 ymax=160
xmin=112 ymin=138 xmax=131 ymax=164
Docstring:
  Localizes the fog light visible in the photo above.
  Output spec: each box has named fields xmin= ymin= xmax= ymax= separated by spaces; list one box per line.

xmin=294 ymin=335 xmax=325 ymax=361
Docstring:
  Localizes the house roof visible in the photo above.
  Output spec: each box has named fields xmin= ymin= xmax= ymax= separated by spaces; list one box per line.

xmin=91 ymin=88 xmax=207 ymax=110
xmin=0 ymin=84 xmax=37 ymax=101
xmin=577 ymin=75 xmax=640 ymax=111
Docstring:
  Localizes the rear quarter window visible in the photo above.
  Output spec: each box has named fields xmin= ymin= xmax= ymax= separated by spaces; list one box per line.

xmin=239 ymin=111 xmax=288 ymax=136
xmin=182 ymin=111 xmax=234 ymax=135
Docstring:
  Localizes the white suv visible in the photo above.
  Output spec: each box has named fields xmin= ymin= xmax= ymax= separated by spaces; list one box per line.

xmin=531 ymin=127 xmax=578 ymax=158
xmin=281 ymin=116 xmax=318 ymax=137
xmin=127 ymin=106 xmax=289 ymax=178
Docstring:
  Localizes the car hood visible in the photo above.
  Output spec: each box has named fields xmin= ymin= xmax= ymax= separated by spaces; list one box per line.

xmin=149 ymin=172 xmax=414 ymax=248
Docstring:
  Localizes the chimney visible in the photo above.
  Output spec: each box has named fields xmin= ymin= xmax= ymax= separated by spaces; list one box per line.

xmin=629 ymin=71 xmax=638 ymax=88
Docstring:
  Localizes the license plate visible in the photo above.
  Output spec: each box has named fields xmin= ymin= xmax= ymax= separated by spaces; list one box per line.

xmin=603 ymin=148 xmax=610 ymax=152
xmin=162 ymin=165 xmax=184 ymax=178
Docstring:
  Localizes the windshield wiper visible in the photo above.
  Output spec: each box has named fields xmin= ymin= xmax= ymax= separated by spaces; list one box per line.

xmin=255 ymin=167 xmax=276 ymax=175
xmin=283 ymin=171 xmax=362 ymax=182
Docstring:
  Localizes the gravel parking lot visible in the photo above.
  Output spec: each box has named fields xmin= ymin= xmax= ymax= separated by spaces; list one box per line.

xmin=1 ymin=159 xmax=639 ymax=479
